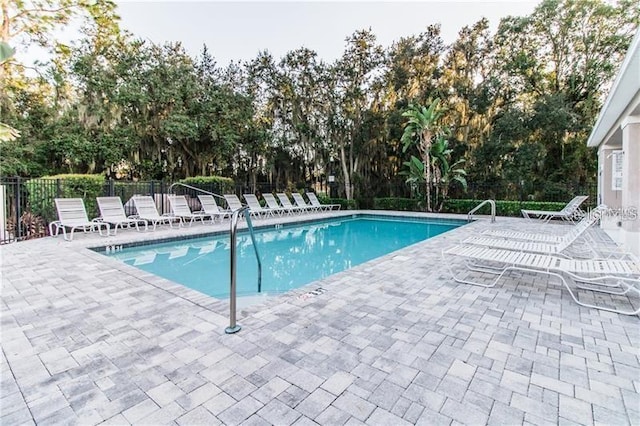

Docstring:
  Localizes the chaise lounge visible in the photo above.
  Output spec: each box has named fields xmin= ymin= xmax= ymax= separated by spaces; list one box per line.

xmin=97 ymin=196 xmax=148 ymax=235
xmin=196 ymin=194 xmax=232 ymax=222
xmin=521 ymin=195 xmax=589 ymax=223
xmin=443 ymin=243 xmax=640 ymax=315
xmin=51 ymin=198 xmax=109 ymax=241
xmin=467 ymin=205 xmax=608 ymax=257
xmin=168 ymin=195 xmax=212 ymax=226
xmin=131 ymin=196 xmax=183 ymax=230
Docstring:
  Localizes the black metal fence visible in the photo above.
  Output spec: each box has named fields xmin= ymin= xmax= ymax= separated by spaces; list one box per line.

xmin=0 ymin=176 xmax=598 ymax=244
xmin=448 ymin=181 xmax=598 ymax=204
xmin=0 ymin=177 xmax=239 ymax=244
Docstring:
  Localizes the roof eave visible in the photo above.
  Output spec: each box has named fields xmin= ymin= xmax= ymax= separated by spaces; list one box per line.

xmin=587 ymin=30 xmax=640 ymax=148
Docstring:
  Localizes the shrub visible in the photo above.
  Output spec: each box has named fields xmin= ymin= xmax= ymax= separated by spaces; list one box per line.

xmin=364 ymin=196 xmax=569 ymax=216
xmin=442 ymin=199 xmax=567 ymax=217
xmin=180 ymin=176 xmax=235 ymax=195
xmin=317 ymin=194 xmax=357 ymax=210
xmin=540 ymin=182 xmax=572 ymax=202
xmin=25 ymin=174 xmax=105 ymax=224
xmin=356 ymin=197 xmax=374 ymax=210
xmin=6 ymin=211 xmax=47 ymax=240
xmin=373 ymin=197 xmax=422 ymax=211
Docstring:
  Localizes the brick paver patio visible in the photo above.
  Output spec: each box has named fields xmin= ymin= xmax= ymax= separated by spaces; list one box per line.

xmin=1 ymin=211 xmax=638 ymax=425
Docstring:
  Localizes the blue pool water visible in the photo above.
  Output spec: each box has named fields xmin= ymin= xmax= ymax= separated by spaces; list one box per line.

xmin=105 ymin=216 xmax=462 ymax=298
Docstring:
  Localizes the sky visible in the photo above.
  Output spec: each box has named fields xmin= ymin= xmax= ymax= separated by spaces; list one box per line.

xmin=114 ymin=1 xmax=541 ymax=66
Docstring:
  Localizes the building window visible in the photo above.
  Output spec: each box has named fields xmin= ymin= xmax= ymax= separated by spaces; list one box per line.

xmin=611 ymin=150 xmax=623 ymax=191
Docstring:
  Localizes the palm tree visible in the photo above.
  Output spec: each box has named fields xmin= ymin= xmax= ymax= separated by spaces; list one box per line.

xmin=431 ymin=136 xmax=467 ymax=211
xmin=401 ymin=99 xmax=445 ymax=212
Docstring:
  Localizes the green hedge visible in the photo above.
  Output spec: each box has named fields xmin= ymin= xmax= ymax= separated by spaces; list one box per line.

xmin=180 ymin=176 xmax=235 ymax=195
xmin=316 ymin=194 xmax=357 ymax=210
xmin=25 ymin=174 xmax=105 ymax=223
xmin=442 ymin=199 xmax=567 ymax=216
xmin=373 ymin=197 xmax=422 ymax=211
xmin=363 ymin=197 xmax=569 ymax=216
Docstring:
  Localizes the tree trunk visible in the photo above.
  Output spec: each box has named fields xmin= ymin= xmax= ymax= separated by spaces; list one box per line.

xmin=421 ymin=129 xmax=433 ymax=212
xmin=339 ymin=142 xmax=352 ymax=200
xmin=424 ymin=152 xmax=431 ymax=212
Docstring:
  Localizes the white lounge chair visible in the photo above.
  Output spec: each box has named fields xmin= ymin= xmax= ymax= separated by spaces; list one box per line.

xmin=131 ymin=196 xmax=183 ymax=230
xmin=468 ymin=205 xmax=608 ymax=257
xmin=196 ymin=195 xmax=231 ymax=222
xmin=223 ymin=194 xmax=244 ymax=211
xmin=168 ymin=195 xmax=212 ymax=226
xmin=262 ymin=193 xmax=291 ymax=216
xmin=97 ymin=196 xmax=148 ymax=235
xmin=521 ymin=195 xmax=588 ymax=223
xmin=443 ymin=244 xmax=640 ymax=315
xmin=276 ymin=193 xmax=306 ymax=214
xmin=306 ymin=192 xmax=341 ymax=211
xmin=51 ymin=198 xmax=109 ymax=241
xmin=224 ymin=194 xmax=263 ymax=220
xmin=291 ymin=193 xmax=318 ymax=212
xmin=485 ymin=206 xmax=609 ymax=243
xmin=243 ymin=194 xmax=275 ymax=218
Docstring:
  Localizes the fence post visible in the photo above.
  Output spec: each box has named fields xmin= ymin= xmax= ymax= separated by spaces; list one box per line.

xmin=0 ymin=182 xmax=6 ymax=244
xmin=14 ymin=177 xmax=22 ymax=241
xmin=160 ymin=181 xmax=166 ymax=214
xmin=108 ymin=179 xmax=115 ymax=196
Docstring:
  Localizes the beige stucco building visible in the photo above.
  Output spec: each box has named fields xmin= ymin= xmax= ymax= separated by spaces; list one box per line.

xmin=587 ymin=30 xmax=640 ymax=255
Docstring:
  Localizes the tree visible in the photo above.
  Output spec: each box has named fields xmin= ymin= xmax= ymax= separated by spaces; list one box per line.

xmin=0 ymin=41 xmax=19 ymax=142
xmin=382 ymin=24 xmax=444 ymax=105
xmin=482 ymin=0 xmax=640 ymax=196
xmin=328 ymin=29 xmax=384 ymax=200
xmin=1 ymin=0 xmax=119 ymax=88
xmin=1 ymin=1 xmax=121 ymax=176
xmin=439 ymin=19 xmax=494 ymax=154
xmin=275 ymin=48 xmax=328 ymax=186
xmin=430 ymin=136 xmax=467 ymax=210
xmin=401 ymin=99 xmax=447 ymax=212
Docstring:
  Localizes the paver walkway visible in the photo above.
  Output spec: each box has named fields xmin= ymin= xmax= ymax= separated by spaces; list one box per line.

xmin=1 ymin=211 xmax=638 ymax=425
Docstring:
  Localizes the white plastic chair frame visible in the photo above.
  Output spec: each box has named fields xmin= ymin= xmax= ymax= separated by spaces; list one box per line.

xmin=243 ymin=194 xmax=275 ymax=219
xmin=97 ymin=196 xmax=148 ymax=235
xmin=276 ymin=193 xmax=306 ymax=215
xmin=306 ymin=192 xmax=341 ymax=211
xmin=262 ymin=193 xmax=291 ymax=216
xmin=443 ymin=244 xmax=640 ymax=315
xmin=521 ymin=195 xmax=589 ymax=223
xmin=196 ymin=195 xmax=231 ymax=222
xmin=51 ymin=198 xmax=109 ymax=241
xmin=468 ymin=205 xmax=608 ymax=258
xmin=168 ymin=195 xmax=212 ymax=226
xmin=291 ymin=193 xmax=319 ymax=212
xmin=131 ymin=196 xmax=183 ymax=230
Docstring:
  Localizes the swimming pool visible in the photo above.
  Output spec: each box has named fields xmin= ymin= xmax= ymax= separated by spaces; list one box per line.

xmin=104 ymin=215 xmax=464 ymax=299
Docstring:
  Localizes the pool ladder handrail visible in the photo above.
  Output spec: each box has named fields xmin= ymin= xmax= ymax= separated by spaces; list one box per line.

xmin=467 ymin=199 xmax=496 ymax=223
xmin=167 ymin=182 xmax=227 ymax=202
xmin=226 ymin=205 xmax=263 ymax=334
xmin=167 ymin=182 xmax=262 ymax=334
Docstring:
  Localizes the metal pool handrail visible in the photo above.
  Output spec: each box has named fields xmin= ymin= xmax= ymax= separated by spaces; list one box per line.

xmin=468 ymin=199 xmax=496 ymax=223
xmin=243 ymin=208 xmax=263 ymax=293
xmin=167 ymin=182 xmax=227 ymax=202
xmin=166 ymin=182 xmax=262 ymax=334
xmin=226 ymin=206 xmax=263 ymax=334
